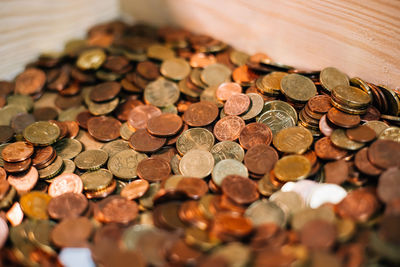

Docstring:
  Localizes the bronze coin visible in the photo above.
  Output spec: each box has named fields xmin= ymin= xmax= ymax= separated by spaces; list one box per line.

xmin=345 ymin=125 xmax=376 ymax=142
xmin=307 ymin=95 xmax=332 ymax=114
xmin=244 ymin=144 xmax=278 ymax=175
xmin=4 ymin=158 xmax=32 ymax=173
xmin=147 ymin=113 xmax=183 ymax=136
xmin=224 ymin=93 xmax=251 ymax=116
xmin=221 ymin=175 xmax=259 ymax=204
xmin=213 ymin=116 xmax=245 ymax=142
xmin=51 ymin=217 xmax=93 ymax=247
xmin=314 ymin=137 xmax=348 ymax=160
xmin=0 ymin=167 xmax=6 ymax=181
xmin=216 ymin=82 xmax=242 ymax=101
xmin=89 ymin=81 xmax=121 ymax=102
xmin=136 ymin=61 xmax=160 ymax=80
xmin=377 ymin=167 xmax=400 ymax=203
xmin=176 ymin=177 xmax=208 ymax=199
xmin=55 ymin=94 xmax=83 ymax=110
xmin=1 ymin=141 xmax=34 ymax=163
xmin=166 ymin=123 xmax=188 ymax=146
xmin=211 ymin=212 xmax=253 ymax=239
xmin=183 ymin=101 xmax=219 ymax=127
xmin=167 ymin=239 xmax=203 ymax=265
xmin=137 ymin=158 xmax=171 ymax=182
xmin=50 ymin=120 xmax=68 ymax=140
xmin=11 ymin=113 xmax=35 ymax=134
xmin=76 ymin=111 xmax=94 ymax=130
xmin=103 ymin=55 xmax=130 ymax=73
xmin=87 ymin=116 xmax=121 ymax=142
xmin=0 ymin=126 xmax=14 ymax=144
xmin=327 ymin=108 xmax=360 ymax=128
xmin=324 ymin=160 xmax=348 ymax=184
xmin=354 ymin=148 xmax=383 ymax=176
xmin=239 ymin=122 xmax=273 ymax=150
xmin=32 ymin=146 xmax=55 ymax=168
xmin=33 ymin=107 xmax=58 ymax=121
xmin=129 ymin=129 xmax=166 ymax=153
xmin=361 ymin=106 xmax=381 ymax=122
xmin=15 ymin=68 xmax=46 ymax=95
xmin=115 ymin=98 xmax=143 ymax=121
xmin=47 ymin=193 xmax=88 ymax=220
xmin=64 ymin=121 xmax=80 ymax=138
xmin=7 ymin=166 xmax=38 ymax=192
xmin=368 ymin=139 xmax=400 ymax=169
xmin=128 ymin=104 xmax=162 ymax=130
xmin=97 ymin=196 xmax=139 ymax=224
xmin=120 ymin=179 xmax=149 ymax=200
xmin=300 ymin=219 xmax=336 ymax=250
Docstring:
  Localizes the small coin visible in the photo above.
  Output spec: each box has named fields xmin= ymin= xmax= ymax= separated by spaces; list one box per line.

xmin=87 ymin=116 xmax=121 ymax=142
xmin=257 ymin=110 xmax=295 ymax=136
xmin=77 ymin=48 xmax=106 ymax=70
xmin=137 ymin=61 xmax=160 ymax=80
xmin=89 ymin=81 xmax=121 ymax=102
xmin=129 ymin=129 xmax=166 ymax=153
xmin=161 ymin=58 xmax=191 ymax=80
xmin=176 ymin=128 xmax=215 ymax=155
xmin=213 ymin=116 xmax=245 ymax=141
xmin=273 ymin=126 xmax=313 ymax=154
xmin=377 ymin=167 xmax=400 ymax=203
xmin=244 ymin=144 xmax=279 ymax=175
xmin=101 ymin=139 xmax=130 ymax=158
xmin=96 ymin=196 xmax=139 ymax=224
xmin=332 ymin=85 xmax=371 ymax=108
xmin=74 ymin=149 xmax=108 ymax=170
xmin=147 ymin=44 xmax=175 ymax=61
xmin=330 ymin=129 xmax=364 ymax=151
xmin=33 ymin=107 xmax=58 ymax=121
xmin=280 ymin=74 xmax=317 ymax=103
xmin=190 ymin=53 xmax=216 ymax=68
xmin=354 ymin=147 xmax=383 ymax=176
xmin=84 ymin=89 xmax=119 ymax=116
xmin=258 ymin=72 xmax=287 ymax=96
xmin=327 ymin=108 xmax=360 ymax=128
xmin=212 ymin=159 xmax=248 ymax=186
xmin=319 ymin=67 xmax=349 ymax=92
xmin=216 ymin=82 xmax=242 ymax=101
xmin=176 ymin=177 xmax=208 ymax=199
xmin=47 ymin=193 xmax=88 ymax=220
xmin=1 ymin=141 xmax=34 ymax=162
xmin=128 ymin=104 xmax=162 ymax=130
xmin=314 ymin=137 xmax=348 ymax=160
xmin=307 ymin=95 xmax=332 ymax=114
xmin=80 ymin=168 xmax=113 ymax=191
xmin=38 ymin=156 xmax=64 ymax=179
xmin=54 ymin=138 xmax=82 ymax=160
xmin=147 ymin=113 xmax=183 ymax=136
xmin=120 ymin=179 xmax=149 ymax=200
xmin=221 ymin=175 xmax=259 ymax=204
xmin=179 ymin=149 xmax=214 ymax=178
xmin=108 ymin=149 xmax=148 ymax=180
xmin=201 ymin=64 xmax=232 ymax=87
xmin=51 ymin=217 xmax=93 ymax=247
xmin=48 ymin=173 xmax=83 ymax=197
xmin=20 ymin=191 xmax=52 ymax=220
xmin=345 ymin=125 xmax=376 ymax=142
xmin=183 ymin=101 xmax=219 ymax=127
xmin=319 ymin=115 xmax=335 ymax=136
xmin=224 ymin=93 xmax=250 ymax=116
xmin=274 ymin=155 xmax=311 ymax=182
xmin=368 ymin=139 xmax=400 ymax=169
xmin=210 ymin=141 xmax=244 ymax=164
xmin=7 ymin=166 xmax=38 ymax=193
xmin=144 ymin=78 xmax=180 ymax=107
xmin=23 ymin=121 xmax=60 ymax=146
xmin=61 ymin=159 xmax=76 ymax=174
xmin=15 ymin=68 xmax=46 ymax=95
xmin=137 ymin=158 xmax=171 ymax=182
xmin=323 ymin=160 xmax=348 ymax=185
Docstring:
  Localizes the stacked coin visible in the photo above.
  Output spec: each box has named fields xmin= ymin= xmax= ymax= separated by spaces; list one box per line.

xmin=298 ymin=94 xmax=332 ymax=135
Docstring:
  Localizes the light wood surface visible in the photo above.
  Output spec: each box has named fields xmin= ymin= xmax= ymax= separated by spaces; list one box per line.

xmin=121 ymin=0 xmax=400 ymax=89
xmin=0 ymin=0 xmax=118 ymax=80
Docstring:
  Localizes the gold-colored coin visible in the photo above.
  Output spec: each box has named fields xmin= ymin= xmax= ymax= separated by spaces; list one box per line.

xmin=144 ymin=78 xmax=180 ymax=107
xmin=378 ymin=126 xmax=400 ymax=143
xmin=61 ymin=159 xmax=76 ymax=174
xmin=120 ymin=122 xmax=135 ymax=140
xmin=200 ymin=63 xmax=232 ymax=87
xmin=257 ymin=72 xmax=287 ymax=96
xmin=160 ymin=58 xmax=191 ymax=81
xmin=170 ymin=154 xmax=182 ymax=175
xmin=350 ymin=77 xmax=373 ymax=99
xmin=176 ymin=128 xmax=215 ymax=155
xmin=147 ymin=44 xmax=175 ymax=61
xmin=364 ymin=120 xmax=389 ymax=136
xmin=330 ymin=97 xmax=368 ymax=115
xmin=101 ymin=139 xmax=131 ymax=158
xmin=244 ymin=199 xmax=285 ymax=227
xmin=210 ymin=140 xmax=245 ymax=164
xmin=257 ymin=110 xmax=295 ymax=136
xmin=0 ymin=105 xmax=27 ymax=126
xmin=80 ymin=168 xmax=113 ymax=191
xmin=257 ymin=172 xmax=279 ymax=197
xmin=273 ymin=126 xmax=313 ymax=154
xmin=211 ymin=159 xmax=248 ymax=186
xmin=23 ymin=121 xmax=60 ymax=146
xmin=331 ymin=85 xmax=371 ymax=108
xmin=259 ymin=100 xmax=298 ymax=124
xmin=58 ymin=106 xmax=87 ymax=122
xmin=179 ymin=79 xmax=202 ymax=98
xmin=230 ymin=50 xmax=250 ymax=66
xmin=320 ymin=67 xmax=349 ymax=92
xmin=74 ymin=149 xmax=108 ymax=171
xmin=53 ymin=138 xmax=82 ymax=159
xmin=179 ymin=149 xmax=214 ymax=178
xmin=7 ymin=95 xmax=34 ymax=112
xmin=108 ymin=149 xmax=148 ymax=180
xmin=330 ymin=129 xmax=364 ymax=150
xmin=76 ymin=48 xmax=106 ymax=70
xmin=280 ymin=74 xmax=317 ymax=103
xmin=20 ymin=191 xmax=52 ymax=220
xmin=190 ymin=68 xmax=207 ymax=88
xmin=273 ymin=155 xmax=311 ymax=182
xmin=38 ymin=156 xmax=64 ymax=179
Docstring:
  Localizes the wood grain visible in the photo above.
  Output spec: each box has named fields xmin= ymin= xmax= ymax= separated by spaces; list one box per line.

xmin=121 ymin=0 xmax=400 ymax=89
xmin=0 ymin=0 xmax=119 ymax=80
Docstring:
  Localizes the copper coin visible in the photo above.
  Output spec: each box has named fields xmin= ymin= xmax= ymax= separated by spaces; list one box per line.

xmin=0 ymin=126 xmax=14 ymax=144
xmin=86 ymin=179 xmax=116 ymax=200
xmin=324 ymin=160 xmax=348 ymax=184
xmin=314 ymin=137 xmax=348 ymax=160
xmin=120 ymin=179 xmax=149 ymax=200
xmin=166 ymin=123 xmax=188 ymax=146
xmin=176 ymin=177 xmax=208 ymax=199
xmin=368 ymin=139 xmax=400 ymax=169
xmin=4 ymin=158 xmax=31 ymax=173
xmin=168 ymin=239 xmax=203 ymax=265
xmin=76 ymin=111 xmax=94 ymax=130
xmin=97 ymin=196 xmax=139 ymax=224
xmin=33 ymin=107 xmax=58 ymax=121
xmin=128 ymin=105 xmax=162 ymax=130
xmin=232 ymin=65 xmax=258 ymax=85
xmin=7 ymin=166 xmax=38 ymax=192
xmin=87 ymin=116 xmax=121 ymax=142
xmin=48 ymin=173 xmax=83 ymax=197
xmin=55 ymin=94 xmax=83 ymax=110
xmin=51 ymin=217 xmax=93 ymax=247
xmin=129 ymin=129 xmax=166 ymax=153
xmin=345 ymin=125 xmax=376 ymax=142
xmin=327 ymin=108 xmax=360 ymax=128
xmin=64 ymin=121 xmax=80 ymax=138
xmin=90 ymin=81 xmax=121 ymax=102
xmin=152 ymin=146 xmax=178 ymax=162
xmin=0 ymin=167 xmax=6 ymax=181
xmin=47 ymin=193 xmax=88 ymax=220
xmin=244 ymin=144 xmax=278 ymax=175
xmin=137 ymin=158 xmax=171 ymax=182
xmin=32 ymin=146 xmax=55 ymax=168
xmin=136 ymin=61 xmax=160 ymax=80
xmin=190 ymin=53 xmax=216 ymax=68
xmin=49 ymin=120 xmax=68 ymax=140
xmin=319 ymin=114 xmax=335 ymax=137
xmin=213 ymin=116 xmax=245 ymax=141
xmin=147 ymin=113 xmax=183 ymax=136
xmin=221 ymin=175 xmax=259 ymax=204
xmin=354 ymin=147 xmax=382 ymax=176
xmin=183 ymin=101 xmax=219 ymax=127
xmin=103 ymin=55 xmax=130 ymax=73
xmin=239 ymin=122 xmax=273 ymax=150
xmin=212 ymin=212 xmax=253 ymax=238
xmin=377 ymin=167 xmax=400 ymax=203
xmin=0 ymin=80 xmax=14 ymax=95
xmin=300 ymin=219 xmax=336 ymax=250
xmin=307 ymin=95 xmax=332 ymax=114
xmin=361 ymin=106 xmax=381 ymax=121
xmin=115 ymin=98 xmax=143 ymax=121
xmin=216 ymin=82 xmax=242 ymax=101
xmin=224 ymin=93 xmax=251 ymax=116
xmin=1 ymin=141 xmax=34 ymax=163
xmin=15 ymin=68 xmax=46 ymax=95
xmin=36 ymin=148 xmax=57 ymax=170
xmin=0 ymin=179 xmax=9 ymax=200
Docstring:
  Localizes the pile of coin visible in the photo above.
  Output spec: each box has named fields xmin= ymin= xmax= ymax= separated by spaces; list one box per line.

xmin=0 ymin=20 xmax=399 ymax=266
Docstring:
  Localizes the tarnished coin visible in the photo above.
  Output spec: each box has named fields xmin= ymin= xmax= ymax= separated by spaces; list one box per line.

xmin=20 ymin=191 xmax=52 ymax=220
xmin=0 ymin=126 xmax=14 ymax=144
xmin=89 ymin=82 xmax=121 ymax=102
xmin=280 ymin=74 xmax=317 ymax=103
xmin=210 ymin=141 xmax=244 ymax=164
xmin=87 ymin=116 xmax=121 ymax=142
xmin=213 ymin=116 xmax=245 ymax=141
xmin=244 ymin=144 xmax=279 ymax=175
xmin=144 ymin=78 xmax=180 ymax=107
xmin=257 ymin=110 xmax=295 ymax=136
xmin=179 ymin=149 xmax=214 ymax=179
xmin=346 ymin=125 xmax=376 ymax=142
xmin=224 ymin=93 xmax=250 ymax=116
xmin=129 ymin=129 xmax=166 ymax=153
xmin=183 ymin=101 xmax=219 ymax=127
xmin=319 ymin=67 xmax=349 ymax=92
xmin=77 ymin=48 xmax=106 ymax=70
xmin=274 ymin=155 xmax=311 ymax=182
xmin=54 ymin=138 xmax=82 ymax=159
xmin=147 ymin=113 xmax=183 ymax=136
xmin=137 ymin=158 xmax=171 ymax=182
xmin=176 ymin=128 xmax=215 ymax=155
xmin=368 ymin=140 xmax=400 ymax=169
xmin=330 ymin=129 xmax=364 ymax=151
xmin=48 ymin=173 xmax=83 ymax=197
xmin=1 ymin=141 xmax=34 ymax=163
xmin=81 ymin=168 xmax=113 ymax=191
xmin=212 ymin=159 xmax=248 ymax=186
xmin=201 ymin=64 xmax=232 ymax=87
xmin=74 ymin=149 xmax=108 ymax=170
xmin=273 ymin=126 xmax=313 ymax=154
xmin=108 ymin=149 xmax=148 ymax=180
xmin=15 ymin=68 xmax=46 ymax=95
xmin=23 ymin=121 xmax=60 ymax=146
xmin=332 ymin=85 xmax=371 ymax=108
xmin=161 ymin=58 xmax=191 ymax=80
xmin=137 ymin=61 xmax=160 ymax=80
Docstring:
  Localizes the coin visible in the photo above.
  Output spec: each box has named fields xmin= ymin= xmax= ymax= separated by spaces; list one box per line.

xmin=51 ymin=217 xmax=93 ymax=247
xmin=96 ymin=196 xmax=138 ymax=224
xmin=221 ymin=175 xmax=259 ymax=204
xmin=15 ymin=68 xmax=46 ymax=95
xmin=354 ymin=147 xmax=383 ymax=176
xmin=314 ymin=137 xmax=348 ymax=160
xmin=308 ymin=95 xmax=332 ymax=114
xmin=330 ymin=129 xmax=364 ymax=150
xmin=346 ymin=125 xmax=376 ymax=142
xmin=136 ymin=61 xmax=160 ymax=80
xmin=89 ymin=82 xmax=121 ymax=102
xmin=244 ymin=144 xmax=278 ymax=175
xmin=273 ymin=126 xmax=313 ymax=154
xmin=183 ymin=101 xmax=219 ymax=127
xmin=47 ymin=193 xmax=88 ymax=220
xmin=1 ymin=141 xmax=34 ymax=162
xmin=258 ymin=72 xmax=287 ymax=96
xmin=176 ymin=177 xmax=208 ymax=199
xmin=38 ymin=156 xmax=64 ymax=179
xmin=224 ymin=93 xmax=250 ymax=116
xmin=364 ymin=120 xmax=389 ymax=136
xmin=280 ymin=74 xmax=317 ymax=103
xmin=201 ymin=64 xmax=232 ymax=87
xmin=20 ymin=191 xmax=52 ymax=220
xmin=48 ymin=173 xmax=83 ymax=197
xmin=245 ymin=200 xmax=285 ymax=227
xmin=300 ymin=219 xmax=336 ymax=250
xmin=7 ymin=166 xmax=38 ymax=193
xmin=211 ymin=141 xmax=244 ymax=164
xmin=87 ymin=116 xmax=121 ymax=141
xmin=108 ymin=149 xmax=148 ymax=180
xmin=377 ymin=167 xmax=400 ymax=203
xmin=161 ymin=58 xmax=191 ymax=80
xmin=128 ymin=104 xmax=162 ymax=130
xmin=212 ymin=159 xmax=248 ymax=186
xmin=23 ymin=121 xmax=60 ymax=146
xmin=319 ymin=67 xmax=349 ymax=92
xmin=54 ymin=138 xmax=82 ymax=160
xmin=137 ymin=158 xmax=171 ymax=182
xmin=129 ymin=129 xmax=166 ymax=153
xmin=274 ymin=155 xmax=311 ymax=182
xmin=327 ymin=108 xmax=360 ymax=128
xmin=332 ymin=85 xmax=371 ymax=108
xmin=77 ymin=48 xmax=106 ymax=70
xmin=84 ymin=89 xmax=119 ymax=116
xmin=147 ymin=44 xmax=175 ymax=61
xmin=190 ymin=53 xmax=216 ymax=68
xmin=179 ymin=149 xmax=214 ymax=178
xmin=0 ymin=126 xmax=14 ymax=144
xmin=257 ymin=110 xmax=295 ymax=136
xmin=74 ymin=149 xmax=108 ymax=170
xmin=368 ymin=139 xmax=400 ymax=169
xmin=216 ymin=82 xmax=241 ymax=101
xmin=3 ymin=158 xmax=31 ymax=173
xmin=214 ymin=116 xmax=245 ymax=141
xmin=80 ymin=168 xmax=113 ymax=192
xmin=176 ymin=128 xmax=215 ymax=155
xmin=259 ymin=100 xmax=298 ymax=124
xmin=144 ymin=78 xmax=180 ymax=107
xmin=147 ymin=113 xmax=183 ymax=136
xmin=379 ymin=126 xmax=400 ymax=143
xmin=120 ymin=179 xmax=149 ymax=200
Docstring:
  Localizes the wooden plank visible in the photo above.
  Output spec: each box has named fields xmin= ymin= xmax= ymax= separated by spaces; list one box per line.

xmin=0 ymin=0 xmax=119 ymax=80
xmin=120 ymin=0 xmax=400 ymax=89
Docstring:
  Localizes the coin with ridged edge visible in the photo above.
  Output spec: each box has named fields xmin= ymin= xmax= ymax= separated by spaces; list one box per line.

xmin=23 ymin=121 xmax=60 ymax=146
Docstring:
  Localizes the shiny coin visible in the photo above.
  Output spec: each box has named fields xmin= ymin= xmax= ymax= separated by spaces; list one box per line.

xmin=128 ymin=104 xmax=162 ymax=130
xmin=257 ymin=110 xmax=295 ymax=136
xmin=319 ymin=67 xmax=349 ymax=92
xmin=129 ymin=129 xmax=166 ymax=153
xmin=364 ymin=120 xmax=389 ymax=136
xmin=213 ymin=116 xmax=245 ymax=141
xmin=224 ymin=93 xmax=250 ymax=116
xmin=379 ymin=126 xmax=400 ymax=143
xmin=216 ymin=82 xmax=241 ymax=101
xmin=48 ymin=173 xmax=83 ymax=197
xmin=87 ymin=116 xmax=121 ymax=141
xmin=274 ymin=155 xmax=311 ymax=182
xmin=273 ymin=126 xmax=313 ymax=154
xmin=20 ymin=191 xmax=52 ymax=220
xmin=7 ymin=166 xmax=38 ymax=193
xmin=210 ymin=140 xmax=244 ymax=164
xmin=241 ymin=93 xmax=264 ymax=121
xmin=77 ymin=48 xmax=106 ymax=70
xmin=23 ymin=121 xmax=60 ymax=146
xmin=179 ymin=149 xmax=214 ymax=178
xmin=108 ymin=149 xmax=148 ymax=180
xmin=258 ymin=72 xmax=287 ymax=96
xmin=120 ymin=179 xmax=149 ymax=200
xmin=176 ymin=128 xmax=215 ymax=155
xmin=147 ymin=113 xmax=183 ymax=136
xmin=74 ymin=149 xmax=108 ymax=170
xmin=332 ymin=85 xmax=371 ymax=108
xmin=260 ymin=100 xmax=298 ymax=124
xmin=327 ymin=108 xmax=360 ymax=128
xmin=101 ymin=139 xmax=130 ymax=158
xmin=1 ymin=141 xmax=34 ymax=162
xmin=183 ymin=101 xmax=219 ymax=127
xmin=38 ymin=156 xmax=64 ymax=179
xmin=346 ymin=125 xmax=376 ymax=142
